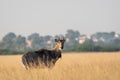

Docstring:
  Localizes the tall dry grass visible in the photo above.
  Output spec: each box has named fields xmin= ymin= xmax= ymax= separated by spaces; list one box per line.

xmin=0 ymin=52 xmax=120 ymax=80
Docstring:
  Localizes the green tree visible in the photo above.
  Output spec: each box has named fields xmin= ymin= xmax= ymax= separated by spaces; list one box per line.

xmin=2 ymin=32 xmax=16 ymax=49
xmin=3 ymin=32 xmax=16 ymax=42
xmin=65 ymin=29 xmax=80 ymax=39
xmin=28 ymin=33 xmax=41 ymax=49
xmin=65 ymin=29 xmax=80 ymax=48
xmin=13 ymin=35 xmax=27 ymax=51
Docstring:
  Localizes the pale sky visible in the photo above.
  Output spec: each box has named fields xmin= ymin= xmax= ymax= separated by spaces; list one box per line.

xmin=0 ymin=0 xmax=120 ymax=39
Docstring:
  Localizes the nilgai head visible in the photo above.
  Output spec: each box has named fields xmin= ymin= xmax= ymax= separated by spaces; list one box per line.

xmin=55 ymin=36 xmax=66 ymax=50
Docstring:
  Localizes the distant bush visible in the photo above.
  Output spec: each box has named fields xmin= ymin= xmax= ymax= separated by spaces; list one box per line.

xmin=0 ymin=44 xmax=120 ymax=55
xmin=0 ymin=48 xmax=42 ymax=55
xmin=0 ymin=49 xmax=25 ymax=55
xmin=64 ymin=44 xmax=120 ymax=52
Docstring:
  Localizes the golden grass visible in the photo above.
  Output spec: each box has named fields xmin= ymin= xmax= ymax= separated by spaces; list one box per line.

xmin=0 ymin=52 xmax=120 ymax=80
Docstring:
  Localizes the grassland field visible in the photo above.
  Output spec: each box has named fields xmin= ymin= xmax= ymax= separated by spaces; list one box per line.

xmin=0 ymin=52 xmax=120 ymax=80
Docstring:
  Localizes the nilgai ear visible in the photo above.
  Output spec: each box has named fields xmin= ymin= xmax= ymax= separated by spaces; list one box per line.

xmin=55 ymin=39 xmax=58 ymax=42
xmin=64 ymin=39 xmax=66 ymax=42
xmin=62 ymin=37 xmax=66 ymax=42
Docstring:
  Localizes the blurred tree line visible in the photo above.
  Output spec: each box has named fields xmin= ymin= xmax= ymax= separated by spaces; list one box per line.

xmin=0 ymin=29 xmax=120 ymax=55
